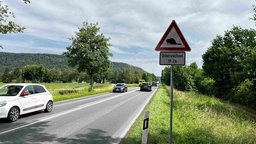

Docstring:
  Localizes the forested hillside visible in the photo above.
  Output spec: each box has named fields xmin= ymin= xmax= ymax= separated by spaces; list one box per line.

xmin=0 ymin=52 xmax=144 ymax=73
xmin=0 ymin=52 xmax=157 ymax=84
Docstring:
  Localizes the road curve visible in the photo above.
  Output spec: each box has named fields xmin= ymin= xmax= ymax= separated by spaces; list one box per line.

xmin=0 ymin=87 xmax=157 ymax=144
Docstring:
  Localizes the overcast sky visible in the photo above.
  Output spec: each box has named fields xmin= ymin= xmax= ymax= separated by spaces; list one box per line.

xmin=0 ymin=0 xmax=255 ymax=76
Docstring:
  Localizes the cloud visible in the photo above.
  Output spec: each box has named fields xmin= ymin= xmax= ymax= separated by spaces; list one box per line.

xmin=1 ymin=0 xmax=255 ymax=76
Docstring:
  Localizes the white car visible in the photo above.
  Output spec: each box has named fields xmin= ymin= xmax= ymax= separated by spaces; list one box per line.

xmin=0 ymin=83 xmax=53 ymax=122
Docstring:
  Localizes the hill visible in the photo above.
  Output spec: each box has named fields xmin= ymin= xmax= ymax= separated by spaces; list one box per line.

xmin=0 ymin=52 xmax=146 ymax=73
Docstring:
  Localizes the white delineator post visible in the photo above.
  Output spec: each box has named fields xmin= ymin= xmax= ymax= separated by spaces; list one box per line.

xmin=142 ymin=111 xmax=150 ymax=144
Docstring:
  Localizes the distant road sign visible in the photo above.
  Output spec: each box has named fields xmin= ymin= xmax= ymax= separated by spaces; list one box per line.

xmin=159 ymin=52 xmax=185 ymax=65
xmin=155 ymin=20 xmax=191 ymax=51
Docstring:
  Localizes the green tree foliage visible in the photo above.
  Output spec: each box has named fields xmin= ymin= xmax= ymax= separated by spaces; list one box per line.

xmin=161 ymin=66 xmax=170 ymax=86
xmin=63 ymin=22 xmax=112 ymax=91
xmin=0 ymin=53 xmax=154 ymax=84
xmin=10 ymin=68 xmax=21 ymax=82
xmin=1 ymin=68 xmax=11 ymax=83
xmin=202 ymin=26 xmax=256 ymax=97
xmin=202 ymin=26 xmax=256 ymax=110
xmin=161 ymin=63 xmax=216 ymax=94
xmin=0 ymin=0 xmax=30 ymax=48
xmin=0 ymin=65 xmax=84 ymax=83
xmin=1 ymin=68 xmax=22 ymax=83
xmin=172 ymin=63 xmax=199 ymax=91
xmin=233 ymin=79 xmax=256 ymax=109
xmin=45 ymin=69 xmax=61 ymax=83
xmin=108 ymin=66 xmax=155 ymax=84
xmin=21 ymin=65 xmax=48 ymax=82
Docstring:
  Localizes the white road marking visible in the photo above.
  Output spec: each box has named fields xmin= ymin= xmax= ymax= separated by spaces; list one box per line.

xmin=0 ymin=89 xmax=137 ymax=135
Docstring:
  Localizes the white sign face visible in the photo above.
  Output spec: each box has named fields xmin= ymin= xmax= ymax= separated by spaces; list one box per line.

xmin=160 ymin=52 xmax=185 ymax=65
xmin=160 ymin=28 xmax=185 ymax=49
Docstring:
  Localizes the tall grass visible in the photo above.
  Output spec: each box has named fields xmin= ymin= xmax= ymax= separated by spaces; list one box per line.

xmin=122 ymin=85 xmax=256 ymax=144
xmin=123 ymin=85 xmax=170 ymax=144
xmin=43 ymin=83 xmax=114 ymax=102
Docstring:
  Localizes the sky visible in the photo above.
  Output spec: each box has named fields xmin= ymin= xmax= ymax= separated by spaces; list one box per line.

xmin=0 ymin=0 xmax=255 ymax=76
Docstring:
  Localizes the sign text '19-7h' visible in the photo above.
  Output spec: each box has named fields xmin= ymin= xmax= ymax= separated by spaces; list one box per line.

xmin=160 ymin=52 xmax=185 ymax=65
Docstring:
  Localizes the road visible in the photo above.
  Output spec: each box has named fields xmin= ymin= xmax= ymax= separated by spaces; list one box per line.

xmin=0 ymin=87 xmax=157 ymax=144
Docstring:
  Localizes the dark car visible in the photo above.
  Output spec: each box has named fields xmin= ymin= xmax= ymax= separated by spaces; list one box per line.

xmin=152 ymin=81 xmax=158 ymax=87
xmin=140 ymin=82 xmax=152 ymax=91
xmin=113 ymin=83 xmax=128 ymax=92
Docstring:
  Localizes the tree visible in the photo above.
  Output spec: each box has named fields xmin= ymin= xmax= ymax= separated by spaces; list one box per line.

xmin=173 ymin=65 xmax=195 ymax=91
xmin=10 ymin=68 xmax=21 ymax=82
xmin=1 ymin=68 xmax=11 ymax=83
xmin=202 ymin=26 xmax=256 ymax=97
xmin=161 ymin=66 xmax=170 ymax=86
xmin=63 ymin=22 xmax=112 ymax=91
xmin=0 ymin=0 xmax=30 ymax=48
xmin=21 ymin=64 xmax=48 ymax=82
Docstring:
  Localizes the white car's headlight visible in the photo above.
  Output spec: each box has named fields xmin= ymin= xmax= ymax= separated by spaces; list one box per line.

xmin=0 ymin=100 xmax=7 ymax=107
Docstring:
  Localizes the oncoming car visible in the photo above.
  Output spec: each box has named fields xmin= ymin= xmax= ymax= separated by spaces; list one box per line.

xmin=0 ymin=83 xmax=53 ymax=122
xmin=113 ymin=83 xmax=128 ymax=93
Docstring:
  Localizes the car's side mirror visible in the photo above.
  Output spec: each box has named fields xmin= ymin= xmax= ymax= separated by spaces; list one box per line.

xmin=21 ymin=91 xmax=29 ymax=96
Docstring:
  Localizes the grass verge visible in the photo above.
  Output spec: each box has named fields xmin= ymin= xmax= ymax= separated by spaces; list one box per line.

xmin=44 ymin=83 xmax=138 ymax=102
xmin=44 ymin=83 xmax=114 ymax=102
xmin=122 ymin=85 xmax=256 ymax=144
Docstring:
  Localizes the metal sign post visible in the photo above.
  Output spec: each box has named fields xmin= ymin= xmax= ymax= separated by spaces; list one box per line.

xmin=169 ymin=66 xmax=174 ymax=144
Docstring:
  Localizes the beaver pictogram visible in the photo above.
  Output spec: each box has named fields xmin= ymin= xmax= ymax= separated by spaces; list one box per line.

xmin=166 ymin=38 xmax=181 ymax=45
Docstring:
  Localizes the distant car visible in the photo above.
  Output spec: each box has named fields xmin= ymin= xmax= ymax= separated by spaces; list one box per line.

xmin=140 ymin=82 xmax=152 ymax=91
xmin=113 ymin=83 xmax=128 ymax=92
xmin=0 ymin=83 xmax=53 ymax=122
xmin=152 ymin=81 xmax=158 ymax=87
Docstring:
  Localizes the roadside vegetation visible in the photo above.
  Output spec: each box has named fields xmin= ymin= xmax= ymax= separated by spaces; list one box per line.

xmin=44 ymin=83 xmax=138 ymax=102
xmin=44 ymin=83 xmax=113 ymax=102
xmin=160 ymin=4 xmax=256 ymax=112
xmin=122 ymin=85 xmax=256 ymax=144
xmin=162 ymin=25 xmax=256 ymax=111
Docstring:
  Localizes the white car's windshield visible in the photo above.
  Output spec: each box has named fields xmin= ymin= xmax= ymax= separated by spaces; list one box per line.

xmin=0 ymin=85 xmax=23 ymax=96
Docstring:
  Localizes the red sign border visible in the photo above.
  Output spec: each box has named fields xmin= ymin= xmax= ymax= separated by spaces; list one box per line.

xmin=155 ymin=20 xmax=191 ymax=51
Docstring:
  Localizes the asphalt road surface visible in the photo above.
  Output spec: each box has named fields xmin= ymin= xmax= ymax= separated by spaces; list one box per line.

xmin=0 ymin=87 xmax=157 ymax=144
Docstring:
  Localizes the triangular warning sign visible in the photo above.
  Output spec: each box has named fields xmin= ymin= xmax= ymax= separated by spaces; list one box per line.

xmin=155 ymin=20 xmax=191 ymax=51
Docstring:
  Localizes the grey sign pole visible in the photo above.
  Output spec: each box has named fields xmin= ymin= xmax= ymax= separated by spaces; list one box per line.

xmin=169 ymin=66 xmax=174 ymax=144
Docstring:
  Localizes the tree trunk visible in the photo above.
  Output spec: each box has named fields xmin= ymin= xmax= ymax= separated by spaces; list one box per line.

xmin=89 ymin=78 xmax=94 ymax=92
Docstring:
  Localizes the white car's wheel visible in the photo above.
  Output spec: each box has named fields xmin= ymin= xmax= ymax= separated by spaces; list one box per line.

xmin=44 ymin=101 xmax=53 ymax=112
xmin=8 ymin=107 xmax=20 ymax=122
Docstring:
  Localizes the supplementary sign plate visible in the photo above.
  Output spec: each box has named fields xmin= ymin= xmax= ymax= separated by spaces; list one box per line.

xmin=159 ymin=52 xmax=185 ymax=65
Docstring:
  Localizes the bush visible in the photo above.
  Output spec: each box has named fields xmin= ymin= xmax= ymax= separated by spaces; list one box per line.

xmin=232 ymin=79 xmax=256 ymax=109
xmin=58 ymin=89 xmax=78 ymax=95
xmin=197 ymin=78 xmax=216 ymax=96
